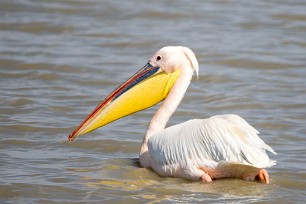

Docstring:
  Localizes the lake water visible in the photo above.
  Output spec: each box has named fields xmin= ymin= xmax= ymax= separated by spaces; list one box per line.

xmin=1 ymin=0 xmax=306 ymax=203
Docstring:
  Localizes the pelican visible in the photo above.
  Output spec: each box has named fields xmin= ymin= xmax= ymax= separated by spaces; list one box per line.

xmin=68 ymin=46 xmax=276 ymax=183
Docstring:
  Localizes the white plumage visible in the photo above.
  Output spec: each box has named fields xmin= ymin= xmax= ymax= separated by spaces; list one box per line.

xmin=148 ymin=114 xmax=276 ymax=180
xmin=148 ymin=114 xmax=276 ymax=167
xmin=137 ymin=47 xmax=277 ymax=183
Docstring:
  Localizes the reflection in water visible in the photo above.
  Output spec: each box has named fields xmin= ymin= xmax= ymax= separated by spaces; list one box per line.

xmin=83 ymin=158 xmax=274 ymax=203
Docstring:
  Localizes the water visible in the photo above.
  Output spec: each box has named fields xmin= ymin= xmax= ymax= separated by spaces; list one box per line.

xmin=1 ymin=0 xmax=306 ymax=203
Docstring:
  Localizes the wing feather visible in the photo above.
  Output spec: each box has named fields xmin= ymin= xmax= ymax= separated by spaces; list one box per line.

xmin=148 ymin=114 xmax=276 ymax=169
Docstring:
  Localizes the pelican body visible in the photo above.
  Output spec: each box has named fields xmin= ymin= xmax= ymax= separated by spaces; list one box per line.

xmin=68 ymin=46 xmax=276 ymax=183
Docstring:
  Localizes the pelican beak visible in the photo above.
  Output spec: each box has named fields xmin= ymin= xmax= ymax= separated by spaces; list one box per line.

xmin=68 ymin=62 xmax=180 ymax=141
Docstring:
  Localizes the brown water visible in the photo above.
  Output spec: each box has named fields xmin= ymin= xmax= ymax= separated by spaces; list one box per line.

xmin=1 ymin=0 xmax=306 ymax=203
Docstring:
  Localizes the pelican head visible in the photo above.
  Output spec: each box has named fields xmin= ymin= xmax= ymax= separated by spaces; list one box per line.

xmin=68 ymin=46 xmax=198 ymax=141
xmin=149 ymin=46 xmax=198 ymax=76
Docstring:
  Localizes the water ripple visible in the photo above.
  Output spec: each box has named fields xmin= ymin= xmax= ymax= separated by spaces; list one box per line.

xmin=1 ymin=0 xmax=306 ymax=203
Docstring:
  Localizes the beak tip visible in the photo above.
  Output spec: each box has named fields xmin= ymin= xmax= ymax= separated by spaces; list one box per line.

xmin=68 ymin=134 xmax=74 ymax=142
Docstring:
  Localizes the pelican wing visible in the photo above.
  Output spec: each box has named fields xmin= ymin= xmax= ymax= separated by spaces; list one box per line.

xmin=148 ymin=114 xmax=276 ymax=169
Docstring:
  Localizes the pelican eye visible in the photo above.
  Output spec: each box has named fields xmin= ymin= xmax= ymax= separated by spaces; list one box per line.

xmin=156 ymin=56 xmax=161 ymax=61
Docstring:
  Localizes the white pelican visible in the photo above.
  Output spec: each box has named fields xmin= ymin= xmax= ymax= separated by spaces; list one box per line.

xmin=68 ymin=46 xmax=276 ymax=183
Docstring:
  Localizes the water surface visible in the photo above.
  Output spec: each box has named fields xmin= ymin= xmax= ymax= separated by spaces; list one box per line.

xmin=1 ymin=0 xmax=306 ymax=203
